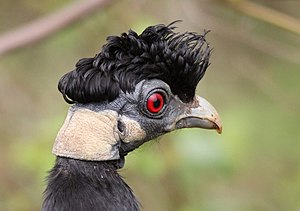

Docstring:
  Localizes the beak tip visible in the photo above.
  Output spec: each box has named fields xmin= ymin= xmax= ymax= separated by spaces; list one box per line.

xmin=212 ymin=115 xmax=222 ymax=134
xmin=217 ymin=126 xmax=222 ymax=134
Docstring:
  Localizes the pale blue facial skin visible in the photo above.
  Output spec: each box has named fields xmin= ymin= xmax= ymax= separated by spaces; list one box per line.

xmin=72 ymin=79 xmax=221 ymax=157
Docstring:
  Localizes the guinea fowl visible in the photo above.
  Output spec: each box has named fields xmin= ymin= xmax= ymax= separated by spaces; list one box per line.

xmin=42 ymin=22 xmax=222 ymax=211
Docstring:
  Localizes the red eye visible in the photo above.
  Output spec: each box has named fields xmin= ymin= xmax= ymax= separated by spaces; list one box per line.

xmin=147 ymin=92 xmax=164 ymax=113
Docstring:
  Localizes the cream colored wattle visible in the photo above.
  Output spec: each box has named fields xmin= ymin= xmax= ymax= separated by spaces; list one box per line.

xmin=120 ymin=116 xmax=146 ymax=143
xmin=52 ymin=107 xmax=147 ymax=161
xmin=52 ymin=108 xmax=121 ymax=161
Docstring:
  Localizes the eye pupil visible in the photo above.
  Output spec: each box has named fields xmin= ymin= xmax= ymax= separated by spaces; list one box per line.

xmin=153 ymin=99 xmax=161 ymax=108
xmin=147 ymin=93 xmax=164 ymax=113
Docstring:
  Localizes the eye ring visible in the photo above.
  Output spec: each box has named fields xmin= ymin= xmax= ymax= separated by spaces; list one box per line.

xmin=142 ymin=89 xmax=168 ymax=118
xmin=147 ymin=92 xmax=164 ymax=113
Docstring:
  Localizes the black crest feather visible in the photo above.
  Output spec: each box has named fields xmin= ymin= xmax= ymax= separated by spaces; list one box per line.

xmin=58 ymin=22 xmax=211 ymax=103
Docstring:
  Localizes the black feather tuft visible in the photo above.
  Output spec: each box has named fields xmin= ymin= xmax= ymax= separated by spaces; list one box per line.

xmin=58 ymin=22 xmax=211 ymax=104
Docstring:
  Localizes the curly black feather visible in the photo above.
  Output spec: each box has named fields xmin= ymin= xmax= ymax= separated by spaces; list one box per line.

xmin=58 ymin=22 xmax=211 ymax=104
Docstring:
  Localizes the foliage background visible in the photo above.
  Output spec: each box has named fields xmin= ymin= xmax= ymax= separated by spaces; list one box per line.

xmin=0 ymin=0 xmax=299 ymax=210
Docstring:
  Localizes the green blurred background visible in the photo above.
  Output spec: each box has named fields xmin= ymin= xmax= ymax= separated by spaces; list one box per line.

xmin=0 ymin=0 xmax=300 ymax=210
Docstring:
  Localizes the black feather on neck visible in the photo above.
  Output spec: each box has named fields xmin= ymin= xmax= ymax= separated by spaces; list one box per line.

xmin=42 ymin=157 xmax=140 ymax=211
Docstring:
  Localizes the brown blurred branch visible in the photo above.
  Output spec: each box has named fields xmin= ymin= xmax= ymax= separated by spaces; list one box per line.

xmin=227 ymin=0 xmax=300 ymax=36
xmin=183 ymin=1 xmax=300 ymax=65
xmin=0 ymin=0 xmax=113 ymax=56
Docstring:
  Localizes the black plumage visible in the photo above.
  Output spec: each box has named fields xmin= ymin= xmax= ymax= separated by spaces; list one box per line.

xmin=43 ymin=22 xmax=221 ymax=211
xmin=43 ymin=158 xmax=139 ymax=211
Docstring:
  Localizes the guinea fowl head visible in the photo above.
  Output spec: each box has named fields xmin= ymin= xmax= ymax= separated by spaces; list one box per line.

xmin=43 ymin=22 xmax=222 ymax=211
xmin=52 ymin=22 xmax=222 ymax=164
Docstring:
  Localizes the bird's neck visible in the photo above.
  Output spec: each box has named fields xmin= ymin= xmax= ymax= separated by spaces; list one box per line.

xmin=42 ymin=157 xmax=140 ymax=211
